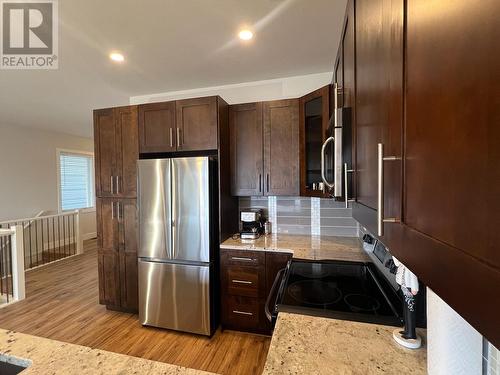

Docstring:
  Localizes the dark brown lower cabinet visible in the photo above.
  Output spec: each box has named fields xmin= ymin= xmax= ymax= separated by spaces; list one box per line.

xmin=97 ymin=198 xmax=138 ymax=312
xmin=220 ymin=248 xmax=291 ymax=334
xmin=97 ymin=251 xmax=120 ymax=306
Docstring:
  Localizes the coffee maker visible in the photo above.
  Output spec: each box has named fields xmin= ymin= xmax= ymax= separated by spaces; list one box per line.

xmin=240 ymin=209 xmax=265 ymax=239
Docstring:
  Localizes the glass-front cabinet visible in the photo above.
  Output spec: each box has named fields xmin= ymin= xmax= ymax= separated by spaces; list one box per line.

xmin=299 ymin=85 xmax=332 ymax=197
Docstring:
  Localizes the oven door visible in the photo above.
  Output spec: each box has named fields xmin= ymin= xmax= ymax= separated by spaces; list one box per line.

xmin=265 ymin=261 xmax=291 ymax=327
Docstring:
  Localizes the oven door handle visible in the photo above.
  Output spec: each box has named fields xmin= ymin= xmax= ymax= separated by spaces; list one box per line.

xmin=265 ymin=268 xmax=286 ymax=323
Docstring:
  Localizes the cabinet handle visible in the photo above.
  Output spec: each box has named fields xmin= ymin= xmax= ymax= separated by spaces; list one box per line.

xmin=231 ymin=256 xmax=256 ymax=262
xmin=177 ymin=128 xmax=182 ymax=148
xmin=232 ymin=280 xmax=253 ymax=285
xmin=259 ymin=174 xmax=262 ymax=193
xmin=333 ymin=82 xmax=343 ymax=197
xmin=115 ymin=176 xmax=120 ymax=194
xmin=118 ymin=202 xmax=122 ymax=221
xmin=266 ymin=174 xmax=270 ymax=193
xmin=321 ymin=137 xmax=335 ymax=190
xmin=110 ymin=176 xmax=114 ymax=194
xmin=169 ymin=128 xmax=174 ymax=148
xmin=232 ymin=310 xmax=253 ymax=316
xmin=344 ymin=163 xmax=355 ymax=209
xmin=111 ymin=202 xmax=115 ymax=220
xmin=377 ymin=143 xmax=401 ymax=236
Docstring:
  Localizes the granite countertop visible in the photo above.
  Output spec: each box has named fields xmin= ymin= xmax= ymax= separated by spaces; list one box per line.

xmin=0 ymin=329 xmax=214 ymax=375
xmin=220 ymin=234 xmax=369 ymax=263
xmin=263 ymin=313 xmax=427 ymax=375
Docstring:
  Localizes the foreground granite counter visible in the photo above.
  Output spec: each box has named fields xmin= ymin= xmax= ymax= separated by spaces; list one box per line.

xmin=221 ymin=234 xmax=369 ymax=263
xmin=0 ymin=329 xmax=214 ymax=375
xmin=263 ymin=313 xmax=426 ymax=375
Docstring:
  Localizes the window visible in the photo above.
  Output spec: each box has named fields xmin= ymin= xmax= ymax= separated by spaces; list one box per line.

xmin=58 ymin=150 xmax=94 ymax=211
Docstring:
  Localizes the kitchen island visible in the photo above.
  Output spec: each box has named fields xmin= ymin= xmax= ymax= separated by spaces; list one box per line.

xmin=263 ymin=312 xmax=426 ymax=374
xmin=0 ymin=329 xmax=214 ymax=375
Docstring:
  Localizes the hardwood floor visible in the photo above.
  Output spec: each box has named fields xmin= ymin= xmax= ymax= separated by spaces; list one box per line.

xmin=0 ymin=240 xmax=271 ymax=375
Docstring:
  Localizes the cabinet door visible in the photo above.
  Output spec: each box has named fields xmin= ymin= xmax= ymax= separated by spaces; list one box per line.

xmin=341 ymin=0 xmax=355 ymax=202
xmin=229 ymin=103 xmax=264 ymax=196
xmin=402 ymin=0 xmax=500 ymax=346
xmin=115 ymin=106 xmax=139 ymax=198
xmin=352 ymin=0 xmax=403 ymax=241
xmin=94 ymin=108 xmax=117 ymax=198
xmin=405 ymin=0 xmax=499 ymax=269
xmin=118 ymin=199 xmax=138 ymax=311
xmin=98 ymin=252 xmax=120 ymax=306
xmin=138 ymin=102 xmax=176 ymax=153
xmin=263 ymin=99 xmax=300 ymax=196
xmin=176 ymin=97 xmax=218 ymax=151
xmin=299 ymin=86 xmax=330 ymax=197
xmin=96 ymin=198 xmax=120 ymax=306
xmin=96 ymin=198 xmax=119 ymax=251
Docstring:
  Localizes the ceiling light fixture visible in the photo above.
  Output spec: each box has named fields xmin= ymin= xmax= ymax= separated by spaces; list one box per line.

xmin=238 ymin=29 xmax=253 ymax=41
xmin=109 ymin=52 xmax=125 ymax=63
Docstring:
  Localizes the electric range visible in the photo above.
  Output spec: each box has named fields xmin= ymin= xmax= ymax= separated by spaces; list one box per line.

xmin=266 ymin=259 xmax=404 ymax=327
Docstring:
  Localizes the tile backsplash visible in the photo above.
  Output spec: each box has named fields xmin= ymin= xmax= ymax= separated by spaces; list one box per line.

xmin=483 ymin=339 xmax=500 ymax=375
xmin=239 ymin=196 xmax=358 ymax=237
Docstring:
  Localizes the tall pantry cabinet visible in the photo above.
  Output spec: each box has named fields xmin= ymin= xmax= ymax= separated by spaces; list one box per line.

xmin=94 ymin=106 xmax=139 ymax=312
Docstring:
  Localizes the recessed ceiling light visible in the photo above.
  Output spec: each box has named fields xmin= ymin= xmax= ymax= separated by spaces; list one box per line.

xmin=238 ymin=29 xmax=253 ymax=41
xmin=109 ymin=52 xmax=125 ymax=63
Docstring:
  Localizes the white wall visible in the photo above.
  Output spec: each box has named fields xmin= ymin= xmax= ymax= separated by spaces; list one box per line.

xmin=0 ymin=124 xmax=96 ymax=239
xmin=130 ymin=72 xmax=333 ymax=105
xmin=427 ymin=288 xmax=483 ymax=375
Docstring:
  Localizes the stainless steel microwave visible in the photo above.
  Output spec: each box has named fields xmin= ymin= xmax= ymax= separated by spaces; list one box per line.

xmin=321 ymin=82 xmax=352 ymax=204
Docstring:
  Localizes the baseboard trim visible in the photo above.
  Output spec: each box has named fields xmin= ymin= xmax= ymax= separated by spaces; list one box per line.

xmin=82 ymin=232 xmax=97 ymax=240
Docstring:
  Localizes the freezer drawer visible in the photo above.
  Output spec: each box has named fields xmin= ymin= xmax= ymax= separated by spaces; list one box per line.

xmin=138 ymin=259 xmax=212 ymax=335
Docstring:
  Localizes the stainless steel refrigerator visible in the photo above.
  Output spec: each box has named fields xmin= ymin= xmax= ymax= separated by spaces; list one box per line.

xmin=137 ymin=157 xmax=217 ymax=336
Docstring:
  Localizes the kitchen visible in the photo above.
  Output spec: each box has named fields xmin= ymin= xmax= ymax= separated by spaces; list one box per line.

xmin=0 ymin=0 xmax=498 ymax=374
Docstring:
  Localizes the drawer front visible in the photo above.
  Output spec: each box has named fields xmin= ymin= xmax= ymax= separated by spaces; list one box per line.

xmin=224 ymin=295 xmax=261 ymax=330
xmin=221 ymin=249 xmax=265 ymax=267
xmin=225 ymin=266 xmax=260 ymax=298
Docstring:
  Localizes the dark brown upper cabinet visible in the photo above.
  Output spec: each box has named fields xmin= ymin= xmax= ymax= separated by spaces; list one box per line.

xmin=334 ymin=0 xmax=355 ymax=205
xmin=299 ymin=86 xmax=330 ymax=198
xmin=138 ymin=97 xmax=221 ymax=153
xmin=263 ymin=99 xmax=300 ymax=196
xmin=229 ymin=99 xmax=300 ymax=196
xmin=138 ymin=102 xmax=176 ymax=153
xmin=400 ymin=0 xmax=500 ymax=346
xmin=338 ymin=0 xmax=499 ymax=346
xmin=94 ymin=108 xmax=117 ymax=198
xmin=351 ymin=0 xmax=403 ymax=248
xmin=94 ymin=106 xmax=139 ymax=199
xmin=176 ymin=96 xmax=218 ymax=151
xmin=229 ymin=103 xmax=264 ymax=196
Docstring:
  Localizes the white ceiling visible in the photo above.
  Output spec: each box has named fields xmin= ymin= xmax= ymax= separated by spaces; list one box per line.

xmin=0 ymin=0 xmax=347 ymax=138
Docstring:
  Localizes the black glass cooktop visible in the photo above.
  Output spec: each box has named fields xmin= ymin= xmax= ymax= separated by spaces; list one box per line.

xmin=277 ymin=260 xmax=403 ymax=326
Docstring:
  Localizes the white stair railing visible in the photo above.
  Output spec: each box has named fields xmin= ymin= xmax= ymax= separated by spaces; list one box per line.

xmin=0 ymin=225 xmax=25 ymax=306
xmin=0 ymin=210 xmax=82 ymax=271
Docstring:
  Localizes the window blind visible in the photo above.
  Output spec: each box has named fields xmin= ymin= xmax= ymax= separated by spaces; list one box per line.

xmin=59 ymin=153 xmax=94 ymax=210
